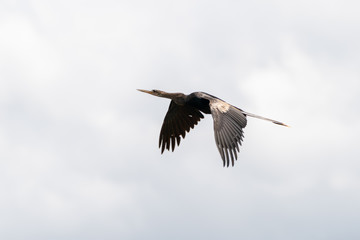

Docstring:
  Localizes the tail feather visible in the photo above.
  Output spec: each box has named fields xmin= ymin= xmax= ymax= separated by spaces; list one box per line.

xmin=241 ymin=111 xmax=289 ymax=127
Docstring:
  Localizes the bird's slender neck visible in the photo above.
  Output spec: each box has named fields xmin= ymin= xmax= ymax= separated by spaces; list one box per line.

xmin=158 ymin=91 xmax=187 ymax=105
xmin=158 ymin=92 xmax=179 ymax=99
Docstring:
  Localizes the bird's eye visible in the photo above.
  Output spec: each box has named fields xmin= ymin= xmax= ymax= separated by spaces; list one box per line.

xmin=152 ymin=90 xmax=157 ymax=93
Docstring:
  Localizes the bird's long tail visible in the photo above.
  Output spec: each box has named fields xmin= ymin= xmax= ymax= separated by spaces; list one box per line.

xmin=241 ymin=110 xmax=289 ymax=127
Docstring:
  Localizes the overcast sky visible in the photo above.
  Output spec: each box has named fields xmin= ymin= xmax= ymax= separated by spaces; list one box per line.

xmin=1 ymin=0 xmax=360 ymax=239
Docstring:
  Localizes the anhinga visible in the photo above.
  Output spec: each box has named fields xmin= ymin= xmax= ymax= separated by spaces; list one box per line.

xmin=138 ymin=89 xmax=288 ymax=167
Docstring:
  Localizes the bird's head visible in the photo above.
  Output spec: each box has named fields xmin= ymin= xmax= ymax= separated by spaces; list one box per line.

xmin=137 ymin=89 xmax=162 ymax=96
xmin=137 ymin=89 xmax=186 ymax=104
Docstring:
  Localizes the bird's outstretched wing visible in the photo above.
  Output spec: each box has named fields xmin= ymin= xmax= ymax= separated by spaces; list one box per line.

xmin=159 ymin=100 xmax=204 ymax=153
xmin=210 ymin=99 xmax=247 ymax=167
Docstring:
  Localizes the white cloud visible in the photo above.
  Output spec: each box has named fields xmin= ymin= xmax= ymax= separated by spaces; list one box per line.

xmin=1 ymin=0 xmax=360 ymax=239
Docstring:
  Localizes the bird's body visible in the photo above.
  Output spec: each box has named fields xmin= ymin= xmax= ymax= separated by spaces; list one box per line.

xmin=138 ymin=89 xmax=288 ymax=167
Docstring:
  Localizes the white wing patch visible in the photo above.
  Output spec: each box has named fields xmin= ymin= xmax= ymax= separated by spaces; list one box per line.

xmin=210 ymin=99 xmax=230 ymax=113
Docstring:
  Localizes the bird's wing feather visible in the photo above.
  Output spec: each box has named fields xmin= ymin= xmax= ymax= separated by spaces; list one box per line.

xmin=159 ymin=100 xmax=204 ymax=153
xmin=210 ymin=99 xmax=247 ymax=167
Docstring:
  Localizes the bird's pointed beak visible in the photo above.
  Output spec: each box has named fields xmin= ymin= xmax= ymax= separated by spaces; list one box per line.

xmin=137 ymin=89 xmax=155 ymax=95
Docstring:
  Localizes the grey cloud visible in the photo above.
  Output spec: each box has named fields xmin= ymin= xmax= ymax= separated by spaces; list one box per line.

xmin=1 ymin=0 xmax=360 ymax=239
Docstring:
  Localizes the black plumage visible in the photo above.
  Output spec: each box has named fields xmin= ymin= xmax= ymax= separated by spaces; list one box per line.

xmin=138 ymin=89 xmax=288 ymax=167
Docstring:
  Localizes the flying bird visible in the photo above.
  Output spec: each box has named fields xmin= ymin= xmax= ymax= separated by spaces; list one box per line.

xmin=138 ymin=89 xmax=288 ymax=167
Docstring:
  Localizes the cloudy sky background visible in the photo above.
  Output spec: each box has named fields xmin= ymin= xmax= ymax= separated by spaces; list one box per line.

xmin=1 ymin=0 xmax=360 ymax=239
